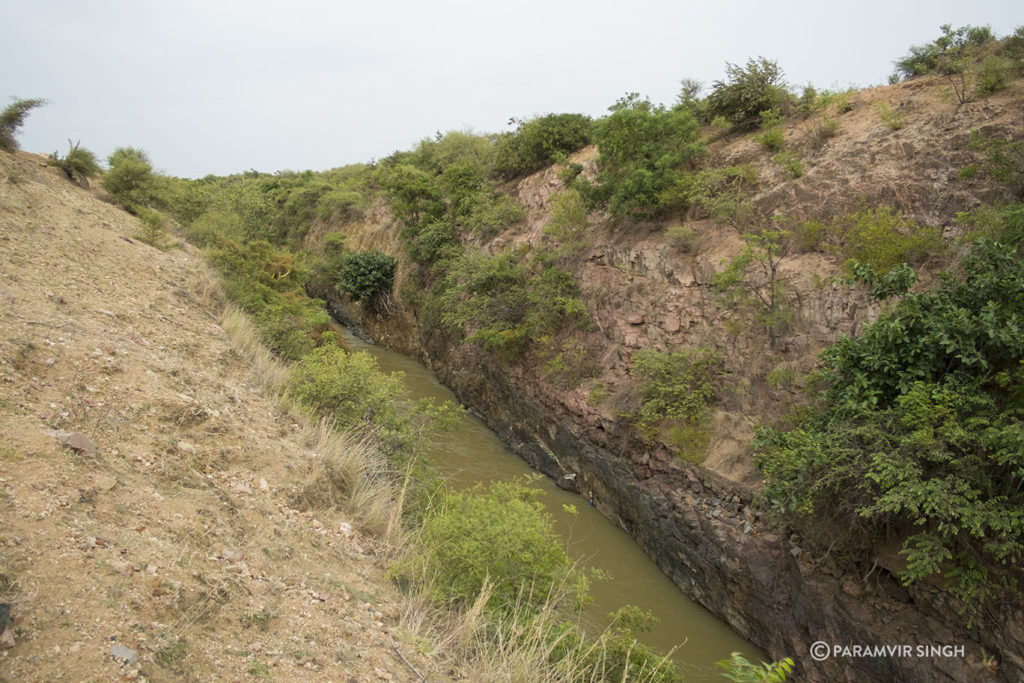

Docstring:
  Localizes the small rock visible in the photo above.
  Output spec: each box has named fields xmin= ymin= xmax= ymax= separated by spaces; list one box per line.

xmin=842 ymin=578 xmax=863 ymax=598
xmin=93 ymin=474 xmax=117 ymax=491
xmin=176 ymin=441 xmax=196 ymax=454
xmin=110 ymin=644 xmax=138 ymax=664
xmin=50 ymin=430 xmax=97 ymax=457
xmin=259 ymin=478 xmax=269 ymax=491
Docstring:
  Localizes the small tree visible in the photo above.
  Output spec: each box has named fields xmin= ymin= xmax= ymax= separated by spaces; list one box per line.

xmin=0 ymin=97 xmax=46 ymax=153
xmin=705 ymin=58 xmax=788 ymax=127
xmin=101 ymin=146 xmax=159 ymax=213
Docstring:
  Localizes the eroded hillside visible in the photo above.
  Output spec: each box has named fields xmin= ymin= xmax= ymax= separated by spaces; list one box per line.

xmin=0 ymin=152 xmax=442 ymax=682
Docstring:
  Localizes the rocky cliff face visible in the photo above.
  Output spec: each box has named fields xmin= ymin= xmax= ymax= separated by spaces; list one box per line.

xmin=325 ymin=76 xmax=1024 ymax=680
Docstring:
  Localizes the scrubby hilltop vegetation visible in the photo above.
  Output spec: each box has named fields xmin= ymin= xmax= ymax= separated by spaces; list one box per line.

xmin=5 ymin=22 xmax=1023 ymax=680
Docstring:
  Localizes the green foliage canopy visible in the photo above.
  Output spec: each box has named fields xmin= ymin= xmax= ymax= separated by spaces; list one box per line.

xmin=101 ymin=146 xmax=161 ymax=213
xmin=705 ymin=58 xmax=788 ymax=126
xmin=493 ymin=113 xmax=593 ymax=179
xmin=757 ymin=239 xmax=1024 ymax=615
xmin=590 ymin=93 xmax=703 ymax=217
xmin=338 ymin=250 xmax=396 ymax=303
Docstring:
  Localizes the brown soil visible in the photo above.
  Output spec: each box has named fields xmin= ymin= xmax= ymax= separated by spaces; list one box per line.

xmin=0 ymin=152 xmax=441 ymax=682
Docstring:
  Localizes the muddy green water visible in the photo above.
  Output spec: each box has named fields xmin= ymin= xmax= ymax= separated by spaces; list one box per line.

xmin=339 ymin=328 xmax=764 ymax=680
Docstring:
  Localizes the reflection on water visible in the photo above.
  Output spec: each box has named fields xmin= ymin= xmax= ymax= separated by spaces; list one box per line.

xmin=335 ymin=325 xmax=764 ymax=679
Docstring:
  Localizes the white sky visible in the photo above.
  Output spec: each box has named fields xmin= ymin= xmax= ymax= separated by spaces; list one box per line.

xmin=2 ymin=0 xmax=1020 ymax=178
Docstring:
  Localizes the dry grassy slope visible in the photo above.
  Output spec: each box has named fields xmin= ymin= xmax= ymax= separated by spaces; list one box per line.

xmin=0 ymin=152 xmax=440 ymax=682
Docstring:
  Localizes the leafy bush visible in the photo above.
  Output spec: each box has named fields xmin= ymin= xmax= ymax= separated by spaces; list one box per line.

xmin=894 ymin=24 xmax=995 ymax=79
xmin=630 ymin=347 xmax=722 ymax=461
xmin=101 ymin=146 xmax=161 ymax=213
xmin=133 ymin=207 xmax=172 ymax=250
xmin=873 ymin=101 xmax=904 ymax=131
xmin=399 ymin=479 xmax=573 ymax=612
xmin=665 ymin=165 xmax=758 ymax=226
xmin=757 ymin=239 xmax=1024 ymax=617
xmin=756 ymin=110 xmax=785 ymax=151
xmin=493 ymin=113 xmax=592 ymax=179
xmin=46 ymin=140 xmax=101 ymax=181
xmin=338 ymin=250 xmax=396 ymax=304
xmin=438 ymin=250 xmax=588 ymax=359
xmin=705 ymin=58 xmax=789 ymax=127
xmin=831 ymin=207 xmax=946 ymax=273
xmin=0 ymin=97 xmax=45 ymax=153
xmin=713 ymin=229 xmax=796 ymax=347
xmin=968 ymin=131 xmax=1024 ymax=195
xmin=543 ymin=189 xmax=589 ymax=246
xmin=957 ymin=202 xmax=1024 ymax=244
xmin=772 ymin=150 xmax=803 ymax=178
xmin=377 ymin=163 xmax=444 ymax=228
xmin=184 ymin=209 xmax=246 ymax=247
xmin=287 ymin=345 xmax=403 ymax=429
xmin=459 ymin=192 xmax=524 ymax=237
xmin=590 ymin=94 xmax=703 ymax=217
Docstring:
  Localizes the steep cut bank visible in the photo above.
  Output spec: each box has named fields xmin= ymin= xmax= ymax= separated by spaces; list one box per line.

xmin=325 ymin=76 xmax=1024 ymax=681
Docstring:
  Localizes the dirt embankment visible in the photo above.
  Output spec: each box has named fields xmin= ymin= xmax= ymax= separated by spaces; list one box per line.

xmin=0 ymin=152 xmax=442 ymax=682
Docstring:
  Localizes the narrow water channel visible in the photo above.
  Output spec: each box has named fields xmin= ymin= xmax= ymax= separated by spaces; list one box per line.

xmin=336 ymin=326 xmax=764 ymax=680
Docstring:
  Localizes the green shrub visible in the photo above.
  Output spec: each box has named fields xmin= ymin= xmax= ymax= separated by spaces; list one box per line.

xmin=957 ymin=202 xmax=1024 ymax=244
xmin=705 ymin=57 xmax=789 ymax=126
xmin=790 ymin=219 xmax=827 ymax=252
xmin=712 ymin=229 xmax=794 ymax=347
xmin=771 ymin=150 xmax=803 ymax=178
xmin=46 ymin=140 xmax=101 ymax=181
xmin=438 ymin=250 xmax=588 ymax=359
xmin=757 ymin=239 xmax=1024 ymax=618
xmin=287 ymin=345 xmax=404 ymax=431
xmin=399 ymin=479 xmax=574 ymax=613
xmin=832 ymin=207 xmax=946 ymax=273
xmin=667 ymin=165 xmax=758 ymax=226
xmin=756 ymin=110 xmax=785 ymax=151
xmin=592 ymin=93 xmax=703 ymax=217
xmin=317 ymin=187 xmax=366 ymax=222
xmin=377 ymin=163 xmax=444 ymax=227
xmin=630 ymin=347 xmax=722 ymax=461
xmin=493 ymin=113 xmax=592 ymax=179
xmin=968 ymin=131 xmax=1024 ymax=194
xmin=815 ymin=115 xmax=839 ymax=142
xmin=461 ymin=192 xmax=524 ymax=237
xmin=873 ymin=101 xmax=904 ymax=131
xmin=102 ymin=146 xmax=160 ymax=213
xmin=665 ymin=224 xmax=697 ymax=252
xmin=184 ymin=209 xmax=246 ymax=247
xmin=717 ymin=652 xmax=794 ymax=682
xmin=974 ymin=54 xmax=1015 ymax=96
xmin=894 ymin=24 xmax=995 ymax=79
xmin=543 ymin=188 xmax=588 ymax=245
xmin=338 ymin=250 xmax=396 ymax=304
xmin=133 ymin=207 xmax=172 ymax=250
xmin=0 ymin=97 xmax=45 ymax=153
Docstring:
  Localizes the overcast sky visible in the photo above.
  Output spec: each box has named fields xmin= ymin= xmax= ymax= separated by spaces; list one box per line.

xmin=2 ymin=0 xmax=1019 ymax=178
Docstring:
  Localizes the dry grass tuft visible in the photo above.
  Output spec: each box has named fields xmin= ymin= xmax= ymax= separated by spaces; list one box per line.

xmin=219 ymin=305 xmax=289 ymax=394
